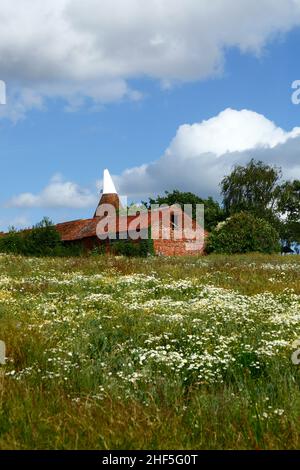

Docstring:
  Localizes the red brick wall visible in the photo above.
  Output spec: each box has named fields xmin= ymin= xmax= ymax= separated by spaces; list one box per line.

xmin=153 ymin=238 xmax=205 ymax=256
xmin=66 ymin=227 xmax=207 ymax=257
xmin=151 ymin=210 xmax=207 ymax=256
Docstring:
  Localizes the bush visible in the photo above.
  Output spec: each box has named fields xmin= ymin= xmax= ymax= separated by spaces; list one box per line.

xmin=109 ymin=226 xmax=154 ymax=258
xmin=23 ymin=218 xmax=62 ymax=256
xmin=110 ymin=233 xmax=154 ymax=257
xmin=206 ymin=211 xmax=281 ymax=254
xmin=90 ymin=244 xmax=106 ymax=256
xmin=0 ymin=218 xmax=83 ymax=257
xmin=0 ymin=229 xmax=26 ymax=254
xmin=110 ymin=240 xmax=153 ymax=257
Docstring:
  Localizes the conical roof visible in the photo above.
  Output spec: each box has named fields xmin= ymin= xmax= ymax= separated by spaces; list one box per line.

xmin=103 ymin=168 xmax=117 ymax=194
xmin=94 ymin=169 xmax=121 ymax=217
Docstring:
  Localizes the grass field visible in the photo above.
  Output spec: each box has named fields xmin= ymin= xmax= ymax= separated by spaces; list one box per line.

xmin=1 ymin=252 xmax=300 ymax=449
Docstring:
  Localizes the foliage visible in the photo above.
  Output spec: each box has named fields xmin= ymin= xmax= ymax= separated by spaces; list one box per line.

xmin=207 ymin=212 xmax=281 ymax=254
xmin=118 ymin=203 xmax=148 ymax=216
xmin=221 ymin=159 xmax=281 ymax=220
xmin=110 ymin=233 xmax=154 ymax=257
xmin=145 ymin=189 xmax=225 ymax=231
xmin=220 ymin=159 xmax=300 ymax=247
xmin=277 ymin=180 xmax=300 ymax=244
xmin=90 ymin=244 xmax=106 ymax=256
xmin=0 ymin=217 xmax=83 ymax=257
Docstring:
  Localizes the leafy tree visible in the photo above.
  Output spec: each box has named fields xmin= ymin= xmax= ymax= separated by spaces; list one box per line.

xmin=145 ymin=190 xmax=225 ymax=231
xmin=221 ymin=159 xmax=281 ymax=222
xmin=207 ymin=212 xmax=280 ymax=254
xmin=0 ymin=227 xmax=25 ymax=255
xmin=25 ymin=217 xmax=61 ymax=255
xmin=275 ymin=180 xmax=300 ymax=245
xmin=0 ymin=217 xmax=83 ymax=257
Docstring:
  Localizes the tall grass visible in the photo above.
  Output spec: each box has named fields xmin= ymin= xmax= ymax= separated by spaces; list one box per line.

xmin=0 ymin=253 xmax=300 ymax=449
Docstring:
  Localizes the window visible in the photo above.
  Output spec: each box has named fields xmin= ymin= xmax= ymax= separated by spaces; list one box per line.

xmin=171 ymin=213 xmax=179 ymax=228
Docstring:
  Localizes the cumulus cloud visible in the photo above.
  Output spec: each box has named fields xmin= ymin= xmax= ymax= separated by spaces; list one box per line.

xmin=114 ymin=108 xmax=300 ymax=199
xmin=0 ymin=88 xmax=44 ymax=123
xmin=6 ymin=109 xmax=300 ymax=209
xmin=1 ymin=0 xmax=300 ymax=119
xmin=7 ymin=174 xmax=97 ymax=209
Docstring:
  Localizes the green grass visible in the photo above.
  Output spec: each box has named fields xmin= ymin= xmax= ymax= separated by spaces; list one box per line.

xmin=1 ymin=252 xmax=300 ymax=449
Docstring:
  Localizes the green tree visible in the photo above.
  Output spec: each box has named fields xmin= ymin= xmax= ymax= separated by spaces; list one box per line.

xmin=277 ymin=180 xmax=300 ymax=245
xmin=207 ymin=212 xmax=280 ymax=254
xmin=0 ymin=217 xmax=82 ymax=257
xmin=25 ymin=217 xmax=61 ymax=255
xmin=221 ymin=159 xmax=281 ymax=223
xmin=145 ymin=189 xmax=225 ymax=231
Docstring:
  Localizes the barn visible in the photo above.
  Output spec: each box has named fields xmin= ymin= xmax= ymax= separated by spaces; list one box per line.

xmin=56 ymin=169 xmax=206 ymax=256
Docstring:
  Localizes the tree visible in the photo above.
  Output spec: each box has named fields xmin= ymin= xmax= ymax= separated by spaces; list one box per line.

xmin=25 ymin=217 xmax=61 ymax=255
xmin=221 ymin=159 xmax=281 ymax=222
xmin=207 ymin=212 xmax=280 ymax=254
xmin=277 ymin=180 xmax=300 ymax=245
xmin=145 ymin=190 xmax=225 ymax=231
xmin=0 ymin=217 xmax=75 ymax=256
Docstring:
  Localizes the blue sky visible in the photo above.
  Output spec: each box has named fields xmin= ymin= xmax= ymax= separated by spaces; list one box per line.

xmin=1 ymin=0 xmax=300 ymax=230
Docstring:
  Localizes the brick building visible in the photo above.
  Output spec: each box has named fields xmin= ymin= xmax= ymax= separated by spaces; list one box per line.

xmin=56 ymin=169 xmax=206 ymax=256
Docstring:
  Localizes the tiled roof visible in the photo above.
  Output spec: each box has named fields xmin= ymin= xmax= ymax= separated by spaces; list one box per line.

xmin=56 ymin=207 xmax=206 ymax=242
xmin=56 ymin=214 xmax=152 ymax=241
xmin=56 ymin=218 xmax=99 ymax=241
xmin=0 ymin=208 xmax=205 ymax=243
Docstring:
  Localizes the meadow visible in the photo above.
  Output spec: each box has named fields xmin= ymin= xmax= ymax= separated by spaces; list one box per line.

xmin=0 ymin=252 xmax=300 ymax=449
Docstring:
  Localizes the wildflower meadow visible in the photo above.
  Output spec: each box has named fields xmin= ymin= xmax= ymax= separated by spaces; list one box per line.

xmin=0 ymin=253 xmax=300 ymax=449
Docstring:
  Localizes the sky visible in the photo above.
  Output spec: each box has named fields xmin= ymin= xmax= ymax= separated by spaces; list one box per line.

xmin=1 ymin=0 xmax=300 ymax=231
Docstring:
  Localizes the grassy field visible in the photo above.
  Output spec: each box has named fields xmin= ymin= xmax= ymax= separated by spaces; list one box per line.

xmin=1 ymin=252 xmax=300 ymax=449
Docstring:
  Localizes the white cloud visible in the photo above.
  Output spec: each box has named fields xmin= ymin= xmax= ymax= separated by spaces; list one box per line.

xmin=114 ymin=108 xmax=300 ymax=198
xmin=6 ymin=109 xmax=300 ymax=209
xmin=0 ymin=88 xmax=44 ymax=123
xmin=7 ymin=174 xmax=97 ymax=209
xmin=167 ymin=109 xmax=300 ymax=158
xmin=1 ymin=0 xmax=300 ymax=119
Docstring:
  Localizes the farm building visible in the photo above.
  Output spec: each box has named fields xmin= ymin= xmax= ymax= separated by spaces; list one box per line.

xmin=56 ymin=169 xmax=206 ymax=256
